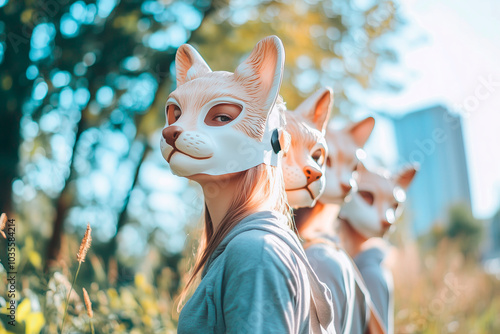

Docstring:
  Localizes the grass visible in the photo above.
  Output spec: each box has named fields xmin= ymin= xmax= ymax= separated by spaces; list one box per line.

xmin=390 ymin=238 xmax=500 ymax=333
xmin=0 ymin=212 xmax=498 ymax=333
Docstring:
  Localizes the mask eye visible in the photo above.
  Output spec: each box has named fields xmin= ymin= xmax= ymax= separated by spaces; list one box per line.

xmin=204 ymin=103 xmax=242 ymax=126
xmin=353 ymin=164 xmax=358 ymax=172
xmin=358 ymin=190 xmax=374 ymax=206
xmin=167 ymin=104 xmax=181 ymax=124
xmin=311 ymin=149 xmax=325 ymax=166
xmin=326 ymin=156 xmax=332 ymax=168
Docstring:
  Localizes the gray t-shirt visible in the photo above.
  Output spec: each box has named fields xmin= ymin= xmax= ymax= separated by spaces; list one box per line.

xmin=305 ymin=237 xmax=369 ymax=334
xmin=354 ymin=246 xmax=394 ymax=334
xmin=177 ymin=211 xmax=335 ymax=334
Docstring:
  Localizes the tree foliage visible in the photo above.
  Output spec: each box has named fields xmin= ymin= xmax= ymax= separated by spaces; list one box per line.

xmin=445 ymin=204 xmax=483 ymax=257
xmin=0 ymin=0 xmax=218 ymax=267
xmin=0 ymin=0 xmax=403 ymax=274
xmin=190 ymin=0 xmax=401 ymax=112
xmin=5 ymin=0 xmax=478 ymax=332
xmin=0 ymin=1 xmax=405 ymax=330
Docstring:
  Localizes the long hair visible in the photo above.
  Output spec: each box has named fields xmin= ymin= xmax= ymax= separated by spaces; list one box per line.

xmin=177 ymin=163 xmax=291 ymax=311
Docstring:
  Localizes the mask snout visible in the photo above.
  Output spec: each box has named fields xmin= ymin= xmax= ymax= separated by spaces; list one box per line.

xmin=163 ymin=125 xmax=183 ymax=147
xmin=175 ymin=131 xmax=214 ymax=159
xmin=304 ymin=165 xmax=322 ymax=186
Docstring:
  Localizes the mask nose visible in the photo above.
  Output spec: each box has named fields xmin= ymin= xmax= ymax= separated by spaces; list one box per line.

xmin=340 ymin=183 xmax=352 ymax=195
xmin=304 ymin=166 xmax=322 ymax=186
xmin=162 ymin=125 xmax=183 ymax=147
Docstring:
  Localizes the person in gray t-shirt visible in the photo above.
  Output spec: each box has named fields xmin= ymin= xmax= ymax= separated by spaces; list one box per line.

xmin=339 ymin=162 xmax=418 ymax=334
xmin=162 ymin=35 xmax=336 ymax=334
xmin=292 ymin=117 xmax=377 ymax=333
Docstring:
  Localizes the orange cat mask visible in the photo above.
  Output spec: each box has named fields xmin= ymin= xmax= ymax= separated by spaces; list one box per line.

xmin=283 ymin=87 xmax=332 ymax=208
xmin=319 ymin=117 xmax=375 ymax=205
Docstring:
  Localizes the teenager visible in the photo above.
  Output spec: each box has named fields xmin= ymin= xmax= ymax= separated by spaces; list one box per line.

xmin=292 ymin=117 xmax=382 ymax=333
xmin=338 ymin=163 xmax=418 ymax=334
xmin=160 ymin=36 xmax=335 ymax=333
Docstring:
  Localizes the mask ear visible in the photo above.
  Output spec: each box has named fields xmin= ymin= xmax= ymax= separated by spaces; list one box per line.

xmin=175 ymin=44 xmax=212 ymax=87
xmin=349 ymin=116 xmax=375 ymax=147
xmin=394 ymin=165 xmax=418 ymax=189
xmin=234 ymin=35 xmax=285 ymax=114
xmin=296 ymin=87 xmax=333 ymax=133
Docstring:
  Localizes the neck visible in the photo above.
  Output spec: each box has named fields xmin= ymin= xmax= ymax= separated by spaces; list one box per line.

xmin=338 ymin=218 xmax=367 ymax=258
xmin=298 ymin=202 xmax=341 ymax=240
xmin=202 ymin=178 xmax=240 ymax=232
xmin=198 ymin=173 xmax=270 ymax=233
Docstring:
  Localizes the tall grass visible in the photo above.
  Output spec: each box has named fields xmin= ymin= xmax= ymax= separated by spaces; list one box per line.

xmin=1 ymin=211 xmax=498 ymax=333
xmin=390 ymin=238 xmax=500 ymax=333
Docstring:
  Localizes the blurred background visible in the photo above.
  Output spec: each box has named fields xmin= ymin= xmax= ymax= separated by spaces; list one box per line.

xmin=0 ymin=0 xmax=499 ymax=332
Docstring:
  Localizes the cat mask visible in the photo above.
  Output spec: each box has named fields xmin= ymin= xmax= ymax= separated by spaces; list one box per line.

xmin=319 ymin=117 xmax=375 ymax=204
xmin=160 ymin=36 xmax=287 ymax=177
xmin=283 ymin=87 xmax=332 ymax=208
xmin=339 ymin=163 xmax=418 ymax=238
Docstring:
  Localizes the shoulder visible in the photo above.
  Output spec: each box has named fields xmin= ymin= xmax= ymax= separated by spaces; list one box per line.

xmin=221 ymin=229 xmax=309 ymax=303
xmin=305 ymin=244 xmax=355 ymax=301
xmin=355 ymin=246 xmax=386 ymax=269
xmin=357 ymin=259 xmax=390 ymax=294
xmin=306 ymin=243 xmax=351 ymax=276
xmin=226 ymin=229 xmax=282 ymax=255
xmin=224 ymin=229 xmax=300 ymax=273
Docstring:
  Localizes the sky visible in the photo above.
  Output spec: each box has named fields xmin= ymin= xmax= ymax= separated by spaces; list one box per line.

xmin=363 ymin=0 xmax=500 ymax=219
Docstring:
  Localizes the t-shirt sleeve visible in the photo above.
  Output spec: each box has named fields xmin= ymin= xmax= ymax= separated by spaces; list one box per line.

xmin=305 ymin=245 xmax=350 ymax=333
xmin=358 ymin=264 xmax=391 ymax=331
xmin=221 ymin=232 xmax=308 ymax=334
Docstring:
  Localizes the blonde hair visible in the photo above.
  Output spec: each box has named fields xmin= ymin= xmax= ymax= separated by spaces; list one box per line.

xmin=177 ymin=163 xmax=291 ymax=311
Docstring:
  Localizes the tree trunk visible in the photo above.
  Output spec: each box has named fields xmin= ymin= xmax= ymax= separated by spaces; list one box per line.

xmin=98 ymin=139 xmax=150 ymax=265
xmin=45 ymin=117 xmax=86 ymax=270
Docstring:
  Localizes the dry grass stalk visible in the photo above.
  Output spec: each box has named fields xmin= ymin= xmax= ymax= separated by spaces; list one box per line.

xmin=83 ymin=287 xmax=95 ymax=334
xmin=83 ymin=288 xmax=93 ymax=318
xmin=62 ymin=223 xmax=93 ymax=333
xmin=0 ymin=213 xmax=7 ymax=239
xmin=77 ymin=223 xmax=92 ymax=263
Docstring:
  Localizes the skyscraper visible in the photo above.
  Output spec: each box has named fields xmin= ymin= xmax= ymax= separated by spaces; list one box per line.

xmin=391 ymin=105 xmax=472 ymax=236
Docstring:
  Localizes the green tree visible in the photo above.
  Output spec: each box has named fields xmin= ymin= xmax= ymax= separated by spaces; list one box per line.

xmin=1 ymin=0 xmax=404 ymax=278
xmin=190 ymin=0 xmax=402 ymax=113
xmin=0 ymin=0 xmax=222 ymax=269
xmin=446 ymin=204 xmax=483 ymax=256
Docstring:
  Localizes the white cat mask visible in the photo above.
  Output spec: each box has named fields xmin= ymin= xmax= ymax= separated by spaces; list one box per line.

xmin=339 ymin=163 xmax=418 ymax=238
xmin=160 ymin=36 xmax=287 ymax=177
xmin=283 ymin=87 xmax=332 ymax=208
xmin=319 ymin=117 xmax=375 ymax=204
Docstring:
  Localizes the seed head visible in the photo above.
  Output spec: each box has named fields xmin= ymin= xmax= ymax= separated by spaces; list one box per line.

xmin=0 ymin=213 xmax=7 ymax=239
xmin=77 ymin=223 xmax=92 ymax=263
xmin=82 ymin=287 xmax=93 ymax=318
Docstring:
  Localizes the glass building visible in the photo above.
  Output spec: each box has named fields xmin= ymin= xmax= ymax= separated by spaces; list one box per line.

xmin=391 ymin=105 xmax=472 ymax=236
